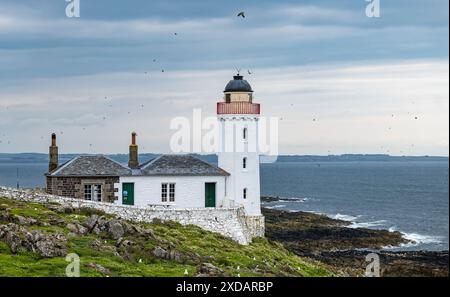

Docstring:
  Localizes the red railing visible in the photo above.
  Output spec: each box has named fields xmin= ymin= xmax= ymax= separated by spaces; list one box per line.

xmin=217 ymin=102 xmax=260 ymax=115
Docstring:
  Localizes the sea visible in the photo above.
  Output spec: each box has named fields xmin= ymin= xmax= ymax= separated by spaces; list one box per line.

xmin=0 ymin=160 xmax=448 ymax=251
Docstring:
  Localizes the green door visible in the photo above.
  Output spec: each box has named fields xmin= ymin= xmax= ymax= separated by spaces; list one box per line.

xmin=122 ymin=183 xmax=134 ymax=205
xmin=205 ymin=183 xmax=216 ymax=207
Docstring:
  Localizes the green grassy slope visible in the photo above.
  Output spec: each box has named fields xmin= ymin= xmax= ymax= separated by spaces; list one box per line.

xmin=0 ymin=197 xmax=332 ymax=277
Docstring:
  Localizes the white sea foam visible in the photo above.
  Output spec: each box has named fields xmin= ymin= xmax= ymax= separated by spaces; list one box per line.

xmin=278 ymin=197 xmax=310 ymax=203
xmin=386 ymin=226 xmax=444 ymax=248
xmin=264 ymin=204 xmax=286 ymax=209
xmin=349 ymin=220 xmax=387 ymax=229
xmin=401 ymin=232 xmax=444 ymax=245
xmin=330 ymin=213 xmax=360 ymax=222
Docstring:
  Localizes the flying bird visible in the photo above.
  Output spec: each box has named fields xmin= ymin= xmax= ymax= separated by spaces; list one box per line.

xmin=237 ymin=12 xmax=245 ymax=18
xmin=247 ymin=70 xmax=252 ymax=75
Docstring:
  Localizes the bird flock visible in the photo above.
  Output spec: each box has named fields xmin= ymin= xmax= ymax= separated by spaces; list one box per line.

xmin=0 ymin=10 xmax=426 ymax=156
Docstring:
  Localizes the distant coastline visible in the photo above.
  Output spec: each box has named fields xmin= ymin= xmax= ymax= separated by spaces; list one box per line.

xmin=0 ymin=153 xmax=448 ymax=165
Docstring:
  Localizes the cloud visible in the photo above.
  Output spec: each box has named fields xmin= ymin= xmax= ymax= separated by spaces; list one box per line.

xmin=0 ymin=0 xmax=447 ymax=155
xmin=0 ymin=59 xmax=447 ymax=156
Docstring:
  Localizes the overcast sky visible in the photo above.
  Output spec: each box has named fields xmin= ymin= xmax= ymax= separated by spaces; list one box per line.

xmin=0 ymin=0 xmax=448 ymax=156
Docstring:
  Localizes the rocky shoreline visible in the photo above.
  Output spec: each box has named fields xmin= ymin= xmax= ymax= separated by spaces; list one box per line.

xmin=261 ymin=197 xmax=449 ymax=277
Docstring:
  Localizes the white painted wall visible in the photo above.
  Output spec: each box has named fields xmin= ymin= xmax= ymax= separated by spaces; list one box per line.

xmin=115 ymin=175 xmax=227 ymax=208
xmin=218 ymin=115 xmax=262 ymax=216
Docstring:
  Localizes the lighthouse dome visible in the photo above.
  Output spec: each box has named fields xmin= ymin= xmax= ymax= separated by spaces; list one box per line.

xmin=224 ymin=75 xmax=253 ymax=93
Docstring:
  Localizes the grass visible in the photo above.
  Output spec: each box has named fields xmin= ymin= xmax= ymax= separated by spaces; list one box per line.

xmin=0 ymin=197 xmax=333 ymax=277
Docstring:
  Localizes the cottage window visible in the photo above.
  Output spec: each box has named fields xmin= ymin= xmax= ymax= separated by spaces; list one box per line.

xmin=161 ymin=183 xmax=168 ymax=202
xmin=84 ymin=184 xmax=102 ymax=202
xmin=243 ymin=188 xmax=247 ymax=199
xmin=169 ymin=183 xmax=176 ymax=202
xmin=161 ymin=183 xmax=176 ymax=203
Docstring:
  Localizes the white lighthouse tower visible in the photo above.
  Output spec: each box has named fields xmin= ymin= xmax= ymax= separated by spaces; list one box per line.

xmin=217 ymin=74 xmax=261 ymax=216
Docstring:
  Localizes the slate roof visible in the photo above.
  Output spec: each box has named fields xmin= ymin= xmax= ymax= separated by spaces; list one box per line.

xmin=47 ymin=155 xmax=131 ymax=177
xmin=224 ymin=75 xmax=253 ymax=93
xmin=135 ymin=155 xmax=230 ymax=176
xmin=47 ymin=154 xmax=229 ymax=177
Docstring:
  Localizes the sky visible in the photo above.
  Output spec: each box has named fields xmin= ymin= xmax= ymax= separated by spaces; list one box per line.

xmin=0 ymin=0 xmax=448 ymax=156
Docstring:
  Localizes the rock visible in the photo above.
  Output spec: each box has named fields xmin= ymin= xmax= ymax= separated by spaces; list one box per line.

xmin=16 ymin=215 xmax=39 ymax=225
xmin=48 ymin=216 xmax=65 ymax=226
xmin=153 ymin=246 xmax=168 ymax=259
xmin=168 ymin=250 xmax=183 ymax=263
xmin=87 ymin=262 xmax=111 ymax=275
xmin=197 ymin=263 xmax=223 ymax=276
xmin=66 ymin=223 xmax=88 ymax=235
xmin=107 ymin=221 xmax=124 ymax=240
xmin=115 ymin=238 xmax=134 ymax=248
xmin=25 ymin=230 xmax=67 ymax=258
xmin=5 ymin=231 xmax=22 ymax=254
xmin=1 ymin=224 xmax=66 ymax=257
xmin=96 ymin=216 xmax=108 ymax=231
xmin=47 ymin=204 xmax=74 ymax=214
xmin=0 ymin=223 xmax=24 ymax=254
xmin=84 ymin=215 xmax=99 ymax=232
xmin=90 ymin=239 xmax=103 ymax=250
xmin=90 ymin=239 xmax=117 ymax=254
xmin=152 ymin=246 xmax=184 ymax=263
xmin=0 ymin=211 xmax=14 ymax=222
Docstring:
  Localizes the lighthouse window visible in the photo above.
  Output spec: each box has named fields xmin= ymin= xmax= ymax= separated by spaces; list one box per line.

xmin=243 ymin=157 xmax=247 ymax=169
xmin=243 ymin=128 xmax=248 ymax=140
xmin=225 ymin=94 xmax=231 ymax=103
xmin=243 ymin=188 xmax=247 ymax=199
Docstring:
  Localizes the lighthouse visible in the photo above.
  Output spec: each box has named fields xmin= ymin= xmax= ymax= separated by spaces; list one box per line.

xmin=217 ymin=74 xmax=261 ymax=216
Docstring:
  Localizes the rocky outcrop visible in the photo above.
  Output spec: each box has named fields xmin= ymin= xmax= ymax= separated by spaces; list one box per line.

xmin=66 ymin=222 xmax=88 ymax=235
xmin=152 ymin=246 xmax=183 ymax=263
xmin=0 ymin=223 xmax=67 ymax=257
xmin=263 ymin=207 xmax=449 ymax=277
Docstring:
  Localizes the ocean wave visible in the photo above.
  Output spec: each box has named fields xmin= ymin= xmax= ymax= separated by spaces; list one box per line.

xmin=329 ymin=213 xmax=361 ymax=222
xmin=325 ymin=213 xmax=390 ymax=229
xmin=384 ymin=226 xmax=444 ymax=248
xmin=278 ymin=197 xmax=310 ymax=203
xmin=264 ymin=204 xmax=286 ymax=209
xmin=349 ymin=220 xmax=387 ymax=228
xmin=400 ymin=232 xmax=443 ymax=245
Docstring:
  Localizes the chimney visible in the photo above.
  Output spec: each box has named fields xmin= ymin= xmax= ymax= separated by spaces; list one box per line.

xmin=48 ymin=133 xmax=58 ymax=172
xmin=128 ymin=132 xmax=139 ymax=169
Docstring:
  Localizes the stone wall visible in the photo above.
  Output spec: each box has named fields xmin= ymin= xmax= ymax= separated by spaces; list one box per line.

xmin=0 ymin=187 xmax=264 ymax=245
xmin=46 ymin=176 xmax=118 ymax=203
